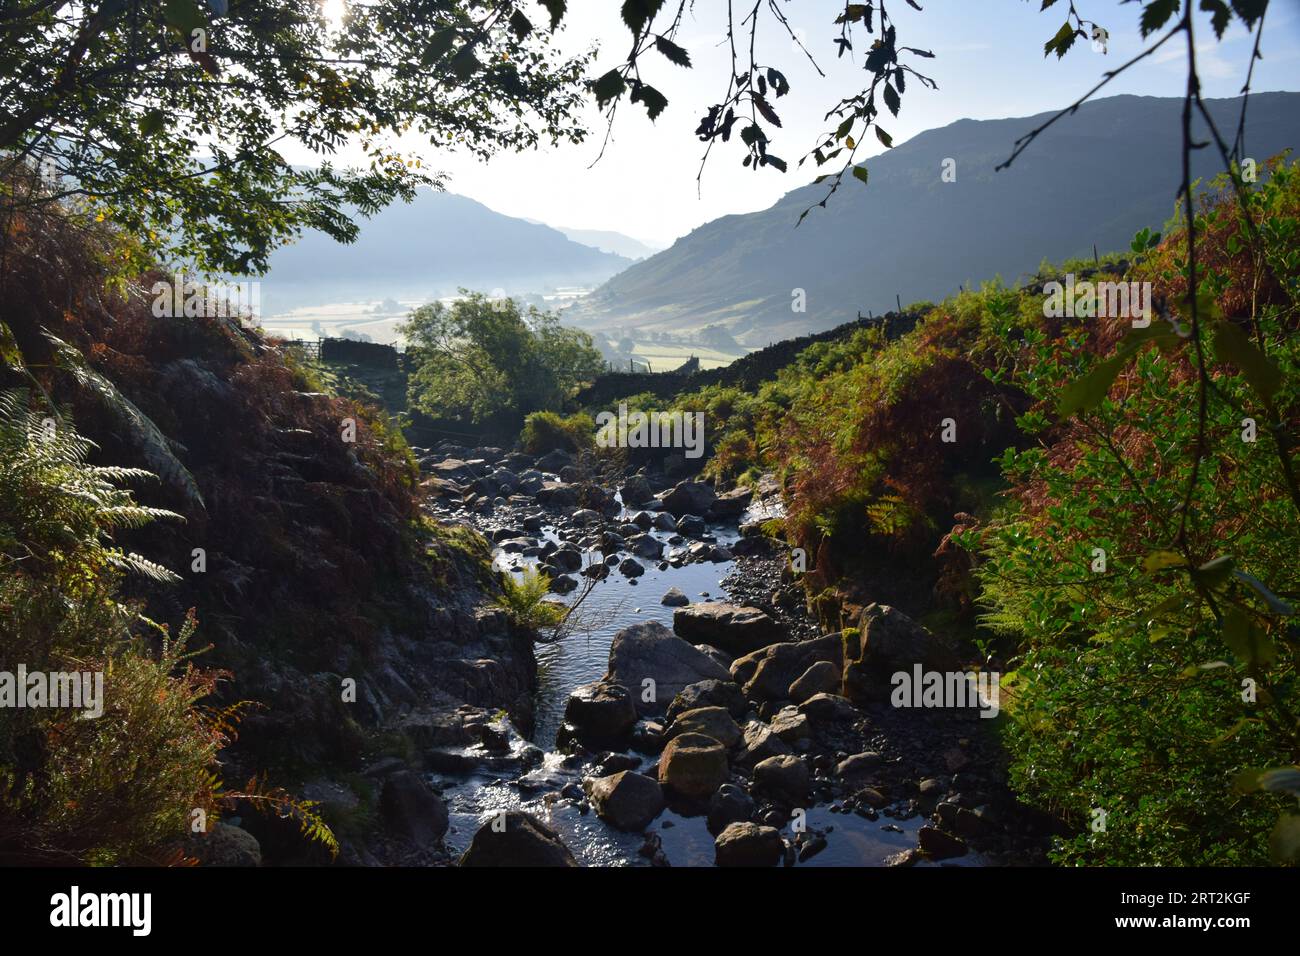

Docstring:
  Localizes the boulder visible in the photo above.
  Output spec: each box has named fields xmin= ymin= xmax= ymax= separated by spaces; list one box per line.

xmin=188 ymin=822 xmax=262 ymax=867
xmin=788 ymin=660 xmax=842 ymax=704
xmin=734 ymin=720 xmax=792 ymax=770
xmin=661 ymin=481 xmax=717 ymax=518
xmin=918 ymin=826 xmax=968 ymax=860
xmin=798 ymin=692 xmax=858 ymax=724
xmin=675 ymin=514 xmax=706 ymax=537
xmin=842 ymin=604 xmax=960 ymax=704
xmin=837 ymin=751 xmax=883 ymax=784
xmin=673 ymin=602 xmax=782 ymax=656
xmin=665 ymin=678 xmax=748 ymax=722
xmin=753 ymin=755 xmax=810 ymax=805
xmin=619 ymin=475 xmax=654 ymax=508
xmin=707 ymin=782 xmax=755 ymax=834
xmin=544 ymin=547 xmax=583 ymax=573
xmin=710 ymin=487 xmax=753 ymax=518
xmin=669 ymin=706 xmax=741 ymax=748
xmin=714 ymin=822 xmax=783 ymax=867
xmin=619 ymin=557 xmax=645 ymax=577
xmin=660 ymin=586 xmax=690 ymax=607
xmin=658 ymin=732 xmax=730 ymax=800
xmin=563 ymin=681 xmax=638 ymax=742
xmin=379 ymin=770 xmax=449 ymax=849
xmin=586 ymin=771 xmax=665 ymax=832
xmin=626 ymin=533 xmax=664 ymax=559
xmin=606 ymin=621 xmax=731 ymax=716
xmin=768 ymin=707 xmax=812 ymax=744
xmin=535 ymin=449 xmax=574 ymax=473
xmin=731 ymin=634 xmax=843 ymax=702
xmin=460 ymin=812 xmax=579 ymax=867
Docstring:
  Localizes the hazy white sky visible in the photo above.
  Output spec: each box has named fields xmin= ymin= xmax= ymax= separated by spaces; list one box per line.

xmin=296 ymin=0 xmax=1300 ymax=247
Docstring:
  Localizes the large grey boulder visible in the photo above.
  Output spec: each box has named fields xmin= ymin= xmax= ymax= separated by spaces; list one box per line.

xmin=673 ymin=602 xmax=782 ymax=656
xmin=714 ymin=822 xmax=783 ymax=867
xmin=661 ymin=480 xmax=717 ymax=518
xmin=731 ymin=634 xmax=843 ymax=702
xmin=379 ymin=770 xmax=449 ymax=849
xmin=842 ymin=604 xmax=959 ymax=704
xmin=459 ymin=811 xmax=579 ymax=867
xmin=586 ymin=771 xmax=665 ymax=832
xmin=606 ymin=621 xmax=731 ymax=716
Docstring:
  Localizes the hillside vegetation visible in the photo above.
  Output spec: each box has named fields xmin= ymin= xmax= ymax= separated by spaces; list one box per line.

xmin=594 ymin=159 xmax=1300 ymax=865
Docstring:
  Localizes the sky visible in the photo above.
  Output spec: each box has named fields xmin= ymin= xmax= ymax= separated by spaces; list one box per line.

xmin=299 ymin=0 xmax=1300 ymax=248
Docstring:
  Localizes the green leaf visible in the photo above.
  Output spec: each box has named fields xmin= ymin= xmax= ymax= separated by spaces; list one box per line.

xmin=139 ymin=108 xmax=166 ymax=137
xmin=421 ymin=29 xmax=457 ymax=66
xmin=0 ymin=319 xmax=24 ymax=368
xmin=449 ymin=45 xmax=481 ymax=80
xmin=1142 ymin=550 xmax=1187 ymax=574
xmin=1193 ymin=554 xmax=1236 ymax=589
xmin=636 ymin=83 xmax=668 ymax=121
xmin=509 ymin=9 xmax=532 ymax=39
xmin=1140 ymin=0 xmax=1180 ymax=37
xmin=593 ymin=69 xmax=626 ymax=108
xmin=1211 ymin=717 xmax=1261 ymax=745
xmin=1220 ymin=607 xmax=1276 ymax=667
xmin=1057 ymin=351 xmax=1125 ymax=416
xmin=883 ymin=83 xmax=900 ymax=117
xmin=654 ymin=35 xmax=691 ymax=67
xmin=852 ymin=164 xmax=869 ymax=185
xmin=539 ymin=0 xmax=566 ymax=30
xmin=1201 ymin=0 xmax=1232 ymax=39
xmin=621 ymin=0 xmax=664 ymax=35
xmin=875 ymin=126 xmax=893 ymax=148
xmin=1044 ymin=20 xmax=1074 ymax=58
xmin=164 ymin=0 xmax=206 ymax=35
xmin=1213 ymin=319 xmax=1282 ymax=403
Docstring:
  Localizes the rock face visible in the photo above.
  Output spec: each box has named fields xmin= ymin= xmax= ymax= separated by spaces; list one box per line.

xmin=669 ymin=706 xmax=742 ymax=748
xmin=842 ymin=604 xmax=960 ymax=704
xmin=731 ymin=634 xmax=843 ymax=702
xmin=563 ymin=681 xmax=638 ymax=742
xmin=673 ymin=602 xmax=782 ymax=656
xmin=606 ymin=621 xmax=731 ymax=716
xmin=658 ymin=732 xmax=730 ymax=800
xmin=379 ymin=770 xmax=450 ymax=849
xmin=586 ymin=771 xmax=665 ymax=832
xmin=661 ymin=480 xmax=717 ymax=518
xmin=714 ymin=822 xmax=783 ymax=867
xmin=460 ymin=811 xmax=579 ymax=867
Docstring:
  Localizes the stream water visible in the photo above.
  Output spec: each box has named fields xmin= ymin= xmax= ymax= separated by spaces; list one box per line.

xmin=432 ymin=496 xmax=985 ymax=867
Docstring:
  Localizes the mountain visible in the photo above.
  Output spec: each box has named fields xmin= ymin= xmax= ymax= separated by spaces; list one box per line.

xmin=552 ymin=226 xmax=666 ymax=260
xmin=566 ymin=93 xmax=1300 ymax=345
xmin=262 ymin=191 xmax=633 ymax=314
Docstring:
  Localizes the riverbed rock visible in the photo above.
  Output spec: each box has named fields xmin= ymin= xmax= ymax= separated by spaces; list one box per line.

xmin=535 ymin=449 xmax=573 ymax=473
xmin=837 ymin=751 xmax=883 ymax=784
xmin=379 ymin=771 xmax=449 ymax=848
xmin=658 ymin=732 xmax=730 ymax=800
xmin=459 ymin=811 xmax=579 ymax=867
xmin=563 ymin=681 xmax=638 ymax=742
xmin=627 ymin=533 xmax=664 ymax=559
xmin=731 ymin=634 xmax=843 ymax=702
xmin=619 ymin=475 xmax=654 ymax=508
xmin=753 ymin=755 xmax=810 ymax=805
xmin=606 ymin=621 xmax=731 ymax=716
xmin=710 ymin=487 xmax=753 ymax=518
xmin=586 ymin=771 xmax=665 ymax=832
xmin=842 ymin=603 xmax=960 ymax=704
xmin=544 ymin=546 xmax=583 ymax=573
xmin=714 ymin=822 xmax=783 ymax=867
xmin=549 ymin=574 xmax=578 ymax=594
xmin=675 ymin=514 xmax=706 ymax=537
xmin=653 ymin=512 xmax=678 ymax=532
xmin=788 ymin=660 xmax=842 ymax=704
xmin=673 ymin=602 xmax=782 ymax=656
xmin=918 ymin=826 xmax=968 ymax=860
xmin=798 ymin=692 xmax=858 ymax=724
xmin=734 ymin=720 xmax=793 ymax=770
xmin=707 ymin=782 xmax=756 ymax=833
xmin=661 ymin=481 xmax=717 ymax=518
xmin=669 ymin=706 xmax=742 ymax=748
xmin=665 ymin=678 xmax=747 ymax=722
xmin=768 ymin=707 xmax=812 ymax=744
xmin=660 ymin=586 xmax=690 ymax=607
xmin=188 ymin=822 xmax=262 ymax=867
xmin=619 ymin=557 xmax=645 ymax=577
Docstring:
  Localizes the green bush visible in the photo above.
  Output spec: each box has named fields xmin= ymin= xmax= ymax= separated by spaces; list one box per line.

xmin=519 ymin=410 xmax=594 ymax=455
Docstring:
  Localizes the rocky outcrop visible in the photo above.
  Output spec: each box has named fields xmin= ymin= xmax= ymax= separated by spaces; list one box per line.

xmin=379 ymin=771 xmax=449 ymax=849
xmin=660 ymin=480 xmax=716 ymax=518
xmin=842 ymin=604 xmax=959 ymax=704
xmin=730 ymin=634 xmax=842 ymax=702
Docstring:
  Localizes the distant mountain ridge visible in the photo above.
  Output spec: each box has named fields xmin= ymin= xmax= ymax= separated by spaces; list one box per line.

xmin=263 ymin=191 xmax=632 ymax=314
xmin=565 ymin=93 xmax=1300 ymax=345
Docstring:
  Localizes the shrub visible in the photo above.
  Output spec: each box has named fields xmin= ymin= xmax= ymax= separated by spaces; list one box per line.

xmin=520 ymin=410 xmax=594 ymax=455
